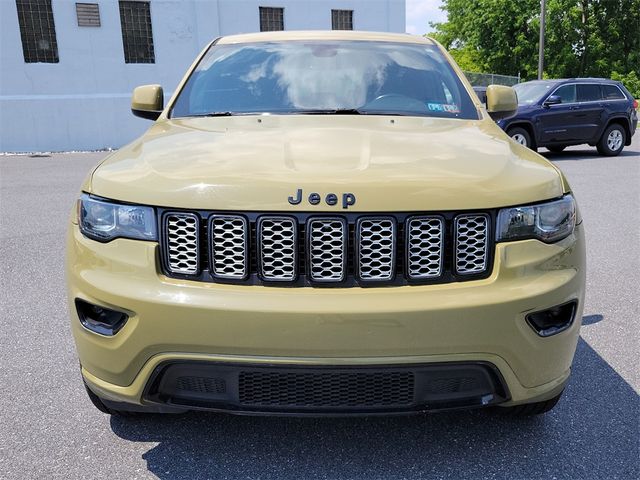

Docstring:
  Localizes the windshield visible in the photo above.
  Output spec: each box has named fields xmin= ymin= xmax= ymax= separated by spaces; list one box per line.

xmin=171 ymin=41 xmax=478 ymax=120
xmin=513 ymin=82 xmax=556 ymax=104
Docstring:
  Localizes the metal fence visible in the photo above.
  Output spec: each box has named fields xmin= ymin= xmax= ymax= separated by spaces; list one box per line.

xmin=463 ymin=71 xmax=521 ymax=87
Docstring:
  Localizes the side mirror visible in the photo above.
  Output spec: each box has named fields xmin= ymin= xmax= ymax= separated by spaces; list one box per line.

xmin=543 ymin=95 xmax=562 ymax=107
xmin=131 ymin=84 xmax=163 ymax=120
xmin=486 ymin=84 xmax=518 ymax=121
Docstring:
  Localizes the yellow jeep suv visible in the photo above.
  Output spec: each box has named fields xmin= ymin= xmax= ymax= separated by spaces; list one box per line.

xmin=67 ymin=31 xmax=585 ymax=417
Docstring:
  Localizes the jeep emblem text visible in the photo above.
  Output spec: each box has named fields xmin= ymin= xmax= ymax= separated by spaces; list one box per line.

xmin=288 ymin=189 xmax=356 ymax=209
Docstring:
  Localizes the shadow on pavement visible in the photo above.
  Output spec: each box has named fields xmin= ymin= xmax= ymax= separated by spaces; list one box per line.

xmin=581 ymin=314 xmax=604 ymax=326
xmin=110 ymin=337 xmax=639 ymax=480
xmin=541 ymin=147 xmax=639 ymax=161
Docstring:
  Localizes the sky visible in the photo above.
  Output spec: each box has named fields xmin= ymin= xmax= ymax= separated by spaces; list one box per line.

xmin=405 ymin=0 xmax=446 ymax=35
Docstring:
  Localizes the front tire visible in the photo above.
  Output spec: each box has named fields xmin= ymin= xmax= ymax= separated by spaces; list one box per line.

xmin=597 ymin=124 xmax=625 ymax=156
xmin=508 ymin=127 xmax=533 ymax=149
xmin=499 ymin=390 xmax=564 ymax=416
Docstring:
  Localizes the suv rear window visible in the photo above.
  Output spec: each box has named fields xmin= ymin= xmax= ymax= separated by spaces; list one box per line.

xmin=171 ymin=41 xmax=479 ymax=120
xmin=602 ymin=84 xmax=626 ymax=100
xmin=577 ymin=84 xmax=602 ymax=102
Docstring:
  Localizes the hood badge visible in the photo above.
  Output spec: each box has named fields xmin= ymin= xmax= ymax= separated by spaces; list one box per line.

xmin=288 ymin=189 xmax=356 ymax=209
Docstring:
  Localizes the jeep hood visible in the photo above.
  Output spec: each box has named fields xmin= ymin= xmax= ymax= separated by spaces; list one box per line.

xmin=90 ymin=116 xmax=566 ymax=211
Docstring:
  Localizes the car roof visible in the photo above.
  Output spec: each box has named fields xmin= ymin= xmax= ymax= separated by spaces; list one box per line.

xmin=519 ymin=78 xmax=620 ymax=85
xmin=514 ymin=78 xmax=630 ymax=103
xmin=217 ymin=30 xmax=436 ymax=45
xmin=515 ymin=80 xmax=560 ymax=86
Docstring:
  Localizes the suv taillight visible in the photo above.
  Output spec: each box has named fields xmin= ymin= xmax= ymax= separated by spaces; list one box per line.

xmin=634 ymin=99 xmax=639 ymax=109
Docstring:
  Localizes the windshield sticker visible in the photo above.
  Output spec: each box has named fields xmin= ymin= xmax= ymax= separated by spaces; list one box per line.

xmin=427 ymin=103 xmax=460 ymax=113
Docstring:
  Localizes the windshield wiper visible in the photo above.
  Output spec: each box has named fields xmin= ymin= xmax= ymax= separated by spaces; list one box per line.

xmin=188 ymin=111 xmax=236 ymax=117
xmin=187 ymin=111 xmax=270 ymax=117
xmin=286 ymin=108 xmax=422 ymax=117
xmin=289 ymin=108 xmax=363 ymax=115
xmin=185 ymin=109 xmax=418 ymax=117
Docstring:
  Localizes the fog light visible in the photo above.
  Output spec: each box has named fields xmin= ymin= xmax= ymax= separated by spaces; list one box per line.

xmin=75 ymin=299 xmax=128 ymax=336
xmin=526 ymin=300 xmax=578 ymax=337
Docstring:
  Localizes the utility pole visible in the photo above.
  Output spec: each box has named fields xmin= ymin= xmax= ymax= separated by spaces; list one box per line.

xmin=538 ymin=0 xmax=546 ymax=79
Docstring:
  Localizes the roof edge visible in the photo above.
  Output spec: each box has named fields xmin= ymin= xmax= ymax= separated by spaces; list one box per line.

xmin=216 ymin=30 xmax=435 ymax=45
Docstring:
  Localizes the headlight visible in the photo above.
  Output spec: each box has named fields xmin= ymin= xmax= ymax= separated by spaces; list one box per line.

xmin=496 ymin=194 xmax=576 ymax=243
xmin=78 ymin=194 xmax=157 ymax=242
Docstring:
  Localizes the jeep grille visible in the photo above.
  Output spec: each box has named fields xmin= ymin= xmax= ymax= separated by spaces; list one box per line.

xmin=209 ymin=215 xmax=248 ymax=279
xmin=257 ymin=216 xmax=297 ymax=281
xmin=357 ymin=218 xmax=396 ymax=281
xmin=308 ymin=218 xmax=347 ymax=282
xmin=406 ymin=216 xmax=444 ymax=279
xmin=454 ymin=214 xmax=489 ymax=275
xmin=160 ymin=211 xmax=493 ymax=286
xmin=163 ymin=213 xmax=199 ymax=275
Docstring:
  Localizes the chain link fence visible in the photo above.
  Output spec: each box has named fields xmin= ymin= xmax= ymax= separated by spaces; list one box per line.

xmin=463 ymin=71 xmax=521 ymax=87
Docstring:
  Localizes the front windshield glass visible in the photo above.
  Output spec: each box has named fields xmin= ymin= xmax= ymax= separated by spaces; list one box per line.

xmin=513 ymin=82 xmax=555 ymax=104
xmin=171 ymin=41 xmax=478 ymax=120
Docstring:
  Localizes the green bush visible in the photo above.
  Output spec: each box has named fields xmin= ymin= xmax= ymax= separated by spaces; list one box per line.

xmin=611 ymin=71 xmax=640 ymax=100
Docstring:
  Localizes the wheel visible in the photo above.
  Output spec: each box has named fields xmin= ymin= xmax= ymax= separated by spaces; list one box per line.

xmin=547 ymin=145 xmax=566 ymax=153
xmin=499 ymin=390 xmax=564 ymax=416
xmin=597 ymin=124 xmax=626 ymax=156
xmin=84 ymin=383 xmax=137 ymax=416
xmin=507 ymin=127 xmax=533 ymax=149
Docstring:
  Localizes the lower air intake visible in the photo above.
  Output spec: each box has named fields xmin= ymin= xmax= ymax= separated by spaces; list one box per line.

xmin=177 ymin=376 xmax=226 ymax=394
xmin=146 ymin=363 xmax=509 ymax=414
xmin=238 ymin=370 xmax=415 ymax=407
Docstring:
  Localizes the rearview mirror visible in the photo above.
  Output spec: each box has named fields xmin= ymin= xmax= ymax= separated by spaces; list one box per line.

xmin=131 ymin=84 xmax=163 ymax=120
xmin=543 ymin=95 xmax=562 ymax=107
xmin=485 ymin=85 xmax=517 ymax=121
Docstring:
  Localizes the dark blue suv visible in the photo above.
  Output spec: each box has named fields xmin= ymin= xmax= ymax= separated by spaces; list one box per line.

xmin=498 ymin=78 xmax=638 ymax=156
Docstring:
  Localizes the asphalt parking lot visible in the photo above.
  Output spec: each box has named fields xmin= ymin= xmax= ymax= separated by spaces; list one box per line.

xmin=1 ymin=136 xmax=638 ymax=480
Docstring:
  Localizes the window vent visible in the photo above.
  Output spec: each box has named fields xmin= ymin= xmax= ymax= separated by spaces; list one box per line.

xmin=332 ymin=9 xmax=353 ymax=30
xmin=76 ymin=2 xmax=100 ymax=27
xmin=118 ymin=0 xmax=155 ymax=63
xmin=15 ymin=0 xmax=59 ymax=63
xmin=259 ymin=6 xmax=284 ymax=31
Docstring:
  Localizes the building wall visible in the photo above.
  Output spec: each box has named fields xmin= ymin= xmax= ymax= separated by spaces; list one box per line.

xmin=0 ymin=0 xmax=405 ymax=152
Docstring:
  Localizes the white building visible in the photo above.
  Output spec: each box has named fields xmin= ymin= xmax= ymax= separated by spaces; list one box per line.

xmin=0 ymin=0 xmax=406 ymax=152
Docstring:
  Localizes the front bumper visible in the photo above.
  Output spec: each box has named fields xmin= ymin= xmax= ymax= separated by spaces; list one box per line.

xmin=68 ymin=222 xmax=585 ymax=412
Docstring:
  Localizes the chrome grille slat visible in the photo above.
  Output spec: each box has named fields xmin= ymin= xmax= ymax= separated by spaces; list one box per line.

xmin=357 ymin=218 xmax=396 ymax=281
xmin=455 ymin=214 xmax=489 ymax=274
xmin=308 ymin=218 xmax=346 ymax=282
xmin=164 ymin=213 xmax=199 ymax=275
xmin=407 ymin=216 xmax=444 ymax=279
xmin=258 ymin=216 xmax=297 ymax=281
xmin=210 ymin=215 xmax=248 ymax=279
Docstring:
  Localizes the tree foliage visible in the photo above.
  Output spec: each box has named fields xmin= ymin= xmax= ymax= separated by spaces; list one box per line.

xmin=430 ymin=0 xmax=640 ymax=83
xmin=611 ymin=71 xmax=640 ymax=99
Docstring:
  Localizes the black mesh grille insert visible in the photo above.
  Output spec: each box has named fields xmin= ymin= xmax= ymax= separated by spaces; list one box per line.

xmin=426 ymin=377 xmax=478 ymax=394
xmin=177 ymin=376 xmax=226 ymax=394
xmin=238 ymin=371 xmax=415 ymax=407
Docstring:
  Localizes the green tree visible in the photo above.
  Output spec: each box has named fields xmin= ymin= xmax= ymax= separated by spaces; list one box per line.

xmin=431 ymin=0 xmax=640 ymax=81
xmin=611 ymin=71 xmax=640 ymax=99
